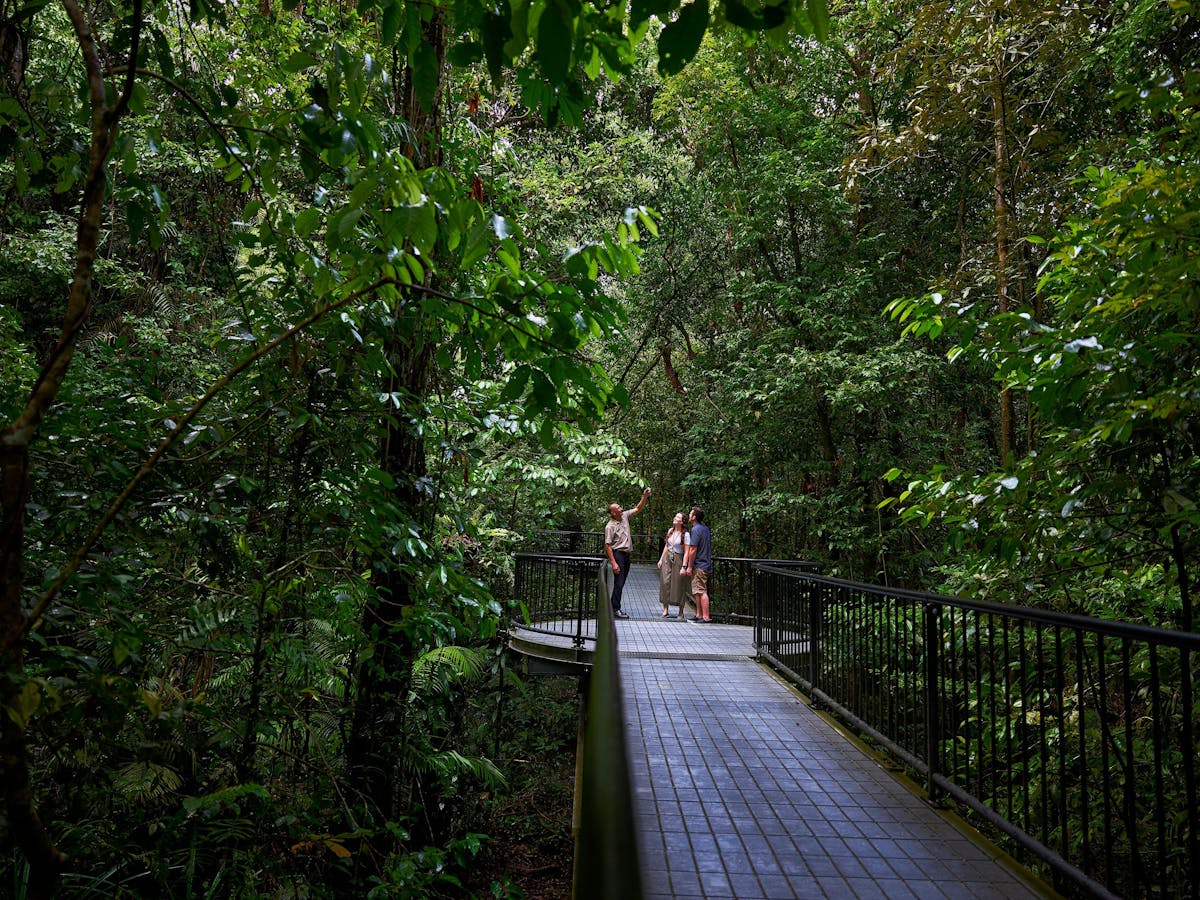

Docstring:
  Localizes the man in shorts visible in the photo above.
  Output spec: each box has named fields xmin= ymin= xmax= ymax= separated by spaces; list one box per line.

xmin=681 ymin=506 xmax=712 ymax=623
xmin=604 ymin=486 xmax=651 ymax=619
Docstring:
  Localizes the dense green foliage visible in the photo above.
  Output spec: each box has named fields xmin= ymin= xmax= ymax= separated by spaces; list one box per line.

xmin=0 ymin=0 xmax=1198 ymax=893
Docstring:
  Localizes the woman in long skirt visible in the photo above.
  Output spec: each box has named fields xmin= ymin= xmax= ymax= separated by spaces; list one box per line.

xmin=657 ymin=512 xmax=689 ymax=618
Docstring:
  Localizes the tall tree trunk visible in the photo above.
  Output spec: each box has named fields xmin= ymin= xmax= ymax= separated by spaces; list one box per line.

xmin=347 ymin=14 xmax=446 ymax=823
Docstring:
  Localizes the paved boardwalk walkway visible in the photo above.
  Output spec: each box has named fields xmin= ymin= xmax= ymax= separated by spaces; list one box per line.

xmin=612 ymin=565 xmax=1049 ymax=900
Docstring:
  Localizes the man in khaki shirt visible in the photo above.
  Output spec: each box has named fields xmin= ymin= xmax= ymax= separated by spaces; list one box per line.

xmin=604 ymin=487 xmax=651 ymax=619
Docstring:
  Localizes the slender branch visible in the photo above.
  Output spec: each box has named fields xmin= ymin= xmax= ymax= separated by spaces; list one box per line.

xmin=14 ymin=278 xmax=397 ymax=646
xmin=106 ymin=65 xmax=251 ymax=184
xmin=108 ymin=0 xmax=143 ymax=123
xmin=416 ymin=282 xmax=597 ymax=360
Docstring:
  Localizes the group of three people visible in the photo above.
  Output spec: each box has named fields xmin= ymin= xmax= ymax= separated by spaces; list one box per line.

xmin=603 ymin=487 xmax=713 ymax=623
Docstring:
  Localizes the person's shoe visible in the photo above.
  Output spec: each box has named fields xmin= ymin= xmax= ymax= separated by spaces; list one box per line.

xmin=614 ymin=610 xmax=630 ymax=619
xmin=661 ymin=610 xmax=670 ymax=618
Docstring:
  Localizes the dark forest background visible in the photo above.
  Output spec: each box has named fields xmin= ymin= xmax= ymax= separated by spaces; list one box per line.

xmin=1 ymin=0 xmax=1197 ymax=894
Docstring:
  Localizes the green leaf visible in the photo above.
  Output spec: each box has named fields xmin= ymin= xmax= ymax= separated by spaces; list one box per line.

xmin=483 ymin=10 xmax=514 ymax=84
xmin=330 ymin=207 xmax=364 ymax=239
xmin=657 ymin=0 xmax=708 ymax=76
xmin=462 ymin=222 xmax=491 ymax=269
xmin=806 ymin=0 xmax=829 ymax=39
xmin=632 ymin=0 xmax=675 ymax=27
xmin=381 ymin=0 xmax=403 ymax=45
xmin=448 ymin=41 xmax=484 ymax=67
xmin=128 ymin=201 xmax=145 ymax=244
xmin=531 ymin=371 xmax=556 ymax=411
xmin=537 ymin=0 xmax=574 ymax=84
xmin=411 ymin=41 xmax=440 ymax=111
xmin=584 ymin=44 xmax=602 ymax=80
xmin=504 ymin=0 xmax=530 ymax=58
xmin=722 ymin=0 xmax=763 ymax=30
xmin=761 ymin=1 xmax=787 ymax=29
xmin=295 ymin=207 xmax=322 ymax=237
xmin=393 ymin=202 xmax=437 ymax=257
xmin=4 ymin=681 xmax=41 ymax=728
xmin=284 ymin=51 xmax=319 ymax=73
xmin=500 ymin=366 xmax=531 ymax=402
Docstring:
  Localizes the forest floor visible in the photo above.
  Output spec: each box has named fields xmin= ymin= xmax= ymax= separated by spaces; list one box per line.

xmin=463 ymin=674 xmax=577 ymax=899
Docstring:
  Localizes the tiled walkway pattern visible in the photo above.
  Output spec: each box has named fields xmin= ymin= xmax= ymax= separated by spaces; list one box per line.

xmin=613 ymin=566 xmax=1048 ymax=899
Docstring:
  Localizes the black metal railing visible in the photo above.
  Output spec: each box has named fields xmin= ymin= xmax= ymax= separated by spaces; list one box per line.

xmin=512 ymin=553 xmax=604 ymax=651
xmin=756 ymin=567 xmax=1200 ymax=899
xmin=711 ymin=557 xmax=820 ymax=623
xmin=573 ymin=561 xmax=643 ymax=899
xmin=528 ymin=530 xmax=660 ymax=563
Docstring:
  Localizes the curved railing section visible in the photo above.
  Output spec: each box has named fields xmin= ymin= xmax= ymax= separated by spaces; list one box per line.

xmin=512 ymin=552 xmax=604 ymax=652
xmin=755 ymin=566 xmax=1200 ymax=899
xmin=510 ymin=553 xmax=642 ymax=897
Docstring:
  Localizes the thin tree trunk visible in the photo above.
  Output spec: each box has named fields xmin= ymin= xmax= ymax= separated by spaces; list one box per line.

xmin=813 ymin=385 xmax=837 ymax=485
xmin=847 ymin=52 xmax=877 ymax=239
xmin=991 ymin=49 xmax=1015 ymax=465
xmin=0 ymin=1 xmax=138 ymax=893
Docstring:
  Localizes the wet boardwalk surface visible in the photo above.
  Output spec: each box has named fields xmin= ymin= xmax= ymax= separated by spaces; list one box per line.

xmin=612 ymin=565 xmax=1049 ymax=899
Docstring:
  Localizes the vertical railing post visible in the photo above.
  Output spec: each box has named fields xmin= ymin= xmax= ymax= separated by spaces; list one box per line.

xmin=924 ymin=601 xmax=941 ymax=800
xmin=757 ymin=566 xmax=775 ymax=657
xmin=808 ymin=581 xmax=821 ymax=694
xmin=573 ymin=558 xmax=586 ymax=650
xmin=753 ymin=565 xmax=764 ymax=652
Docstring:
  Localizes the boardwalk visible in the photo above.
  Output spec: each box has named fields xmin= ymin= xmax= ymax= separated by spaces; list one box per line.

xmin=612 ymin=565 xmax=1051 ymax=900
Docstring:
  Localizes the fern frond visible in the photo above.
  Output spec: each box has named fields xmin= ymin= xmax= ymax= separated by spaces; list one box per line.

xmin=208 ymin=657 xmax=253 ymax=693
xmin=182 ymin=602 xmax=241 ymax=645
xmin=421 ymin=750 xmax=506 ymax=790
xmin=112 ymin=761 xmax=183 ymax=807
xmin=410 ymin=646 xmax=488 ymax=698
xmin=145 ymin=284 xmax=177 ymax=323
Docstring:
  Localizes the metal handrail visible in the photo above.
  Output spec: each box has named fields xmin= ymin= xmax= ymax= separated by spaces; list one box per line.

xmin=511 ymin=553 xmax=643 ymax=898
xmin=573 ymin=562 xmax=643 ymax=899
xmin=755 ymin=566 xmax=1200 ymax=899
xmin=516 ymin=548 xmax=820 ymax=627
xmin=711 ymin=556 xmax=820 ymax=624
